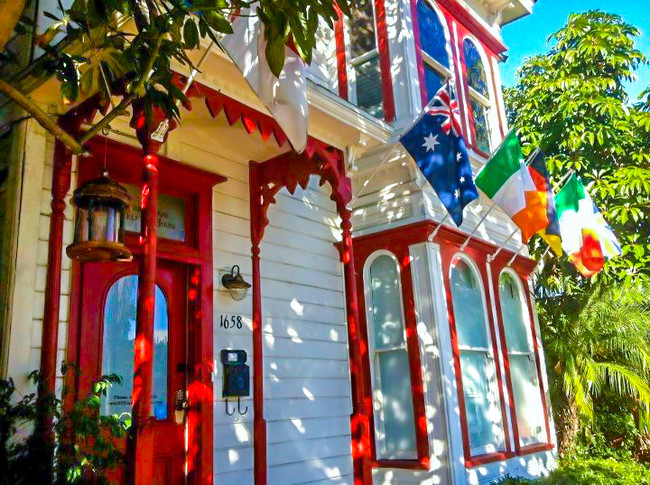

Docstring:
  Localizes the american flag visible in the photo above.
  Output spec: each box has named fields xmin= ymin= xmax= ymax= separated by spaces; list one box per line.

xmin=427 ymin=80 xmax=462 ymax=136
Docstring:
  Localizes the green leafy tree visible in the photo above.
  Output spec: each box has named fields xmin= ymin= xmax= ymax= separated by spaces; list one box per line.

xmin=505 ymin=11 xmax=650 ymax=454
xmin=0 ymin=0 xmax=350 ymax=153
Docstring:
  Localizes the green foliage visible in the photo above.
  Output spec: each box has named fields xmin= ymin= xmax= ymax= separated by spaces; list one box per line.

xmin=492 ymin=456 xmax=650 ymax=485
xmin=19 ymin=0 xmax=349 ymax=124
xmin=504 ymin=10 xmax=650 ymax=283
xmin=505 ymin=10 xmax=650 ymax=454
xmin=0 ymin=364 xmax=130 ymax=484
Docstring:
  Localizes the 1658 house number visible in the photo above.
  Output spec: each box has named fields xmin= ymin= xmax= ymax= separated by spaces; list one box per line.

xmin=219 ymin=314 xmax=244 ymax=329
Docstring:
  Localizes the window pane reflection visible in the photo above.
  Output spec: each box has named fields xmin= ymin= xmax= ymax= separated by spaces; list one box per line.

xmin=499 ymin=273 xmax=546 ymax=446
xmin=353 ymin=55 xmax=384 ymax=119
xmin=348 ymin=0 xmax=376 ymax=58
xmin=417 ymin=0 xmax=449 ymax=68
xmin=101 ymin=275 xmax=169 ymax=420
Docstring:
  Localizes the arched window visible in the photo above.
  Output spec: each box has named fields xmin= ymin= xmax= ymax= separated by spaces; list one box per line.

xmin=101 ymin=275 xmax=169 ymax=420
xmin=365 ymin=253 xmax=417 ymax=459
xmin=499 ymin=272 xmax=546 ymax=447
xmin=450 ymin=257 xmax=505 ymax=455
xmin=463 ymin=38 xmax=493 ymax=153
xmin=348 ymin=0 xmax=383 ymax=118
xmin=417 ymin=0 xmax=452 ymax=101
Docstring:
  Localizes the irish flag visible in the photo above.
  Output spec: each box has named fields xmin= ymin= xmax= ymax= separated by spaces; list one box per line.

xmin=555 ymin=174 xmax=622 ymax=277
xmin=474 ymin=131 xmax=549 ymax=242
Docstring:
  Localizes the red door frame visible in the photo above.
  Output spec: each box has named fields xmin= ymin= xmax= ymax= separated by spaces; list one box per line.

xmin=66 ymin=138 xmax=225 ymax=484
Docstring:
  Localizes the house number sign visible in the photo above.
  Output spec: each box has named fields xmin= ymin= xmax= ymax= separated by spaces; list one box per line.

xmin=219 ymin=314 xmax=244 ymax=329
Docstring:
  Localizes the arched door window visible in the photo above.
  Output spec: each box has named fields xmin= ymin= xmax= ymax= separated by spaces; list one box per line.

xmin=417 ymin=0 xmax=452 ymax=101
xmin=450 ymin=257 xmax=505 ymax=455
xmin=499 ymin=272 xmax=546 ymax=447
xmin=463 ymin=39 xmax=493 ymax=153
xmin=366 ymin=253 xmax=417 ymax=459
xmin=101 ymin=275 xmax=169 ymax=419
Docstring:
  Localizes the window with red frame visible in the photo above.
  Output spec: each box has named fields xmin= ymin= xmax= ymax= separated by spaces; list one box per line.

xmin=449 ymin=256 xmax=507 ymax=457
xmin=347 ymin=0 xmax=384 ymax=118
xmin=498 ymin=271 xmax=547 ymax=448
xmin=364 ymin=252 xmax=418 ymax=460
xmin=462 ymin=38 xmax=494 ymax=154
xmin=416 ymin=0 xmax=453 ymax=102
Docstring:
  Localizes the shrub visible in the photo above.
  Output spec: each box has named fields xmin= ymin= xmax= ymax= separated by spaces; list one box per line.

xmin=0 ymin=365 xmax=130 ymax=484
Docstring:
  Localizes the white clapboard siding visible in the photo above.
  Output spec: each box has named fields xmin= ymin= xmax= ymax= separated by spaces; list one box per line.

xmin=260 ymin=178 xmax=354 ymax=484
xmin=306 ymin=19 xmax=338 ymax=94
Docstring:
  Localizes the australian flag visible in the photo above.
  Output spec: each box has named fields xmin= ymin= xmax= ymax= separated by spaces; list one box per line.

xmin=400 ymin=81 xmax=478 ymax=226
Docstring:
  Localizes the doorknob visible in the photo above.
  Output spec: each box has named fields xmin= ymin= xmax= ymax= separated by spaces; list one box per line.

xmin=174 ymin=390 xmax=188 ymax=425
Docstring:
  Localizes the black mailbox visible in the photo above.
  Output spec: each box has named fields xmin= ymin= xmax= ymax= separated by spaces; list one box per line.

xmin=220 ymin=349 xmax=250 ymax=398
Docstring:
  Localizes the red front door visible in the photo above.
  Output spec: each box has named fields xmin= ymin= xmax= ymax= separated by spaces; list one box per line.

xmin=77 ymin=258 xmax=188 ymax=484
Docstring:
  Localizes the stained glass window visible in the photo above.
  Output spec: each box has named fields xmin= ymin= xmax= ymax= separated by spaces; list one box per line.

xmin=463 ymin=39 xmax=493 ymax=152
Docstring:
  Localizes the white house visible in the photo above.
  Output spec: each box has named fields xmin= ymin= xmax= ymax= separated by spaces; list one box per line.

xmin=0 ymin=0 xmax=556 ymax=484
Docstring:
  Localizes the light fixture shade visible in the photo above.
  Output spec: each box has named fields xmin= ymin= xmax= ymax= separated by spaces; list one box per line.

xmin=222 ymin=265 xmax=251 ymax=301
xmin=66 ymin=170 xmax=133 ymax=262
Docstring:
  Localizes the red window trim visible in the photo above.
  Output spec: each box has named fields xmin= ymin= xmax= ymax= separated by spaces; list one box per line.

xmin=353 ymin=244 xmax=431 ymax=469
xmin=439 ymin=244 xmax=513 ymax=464
xmin=66 ymin=138 xmax=224 ymax=485
xmin=352 ymin=219 xmax=549 ymax=468
xmin=488 ymin=256 xmax=554 ymax=456
xmin=334 ymin=0 xmax=396 ymax=122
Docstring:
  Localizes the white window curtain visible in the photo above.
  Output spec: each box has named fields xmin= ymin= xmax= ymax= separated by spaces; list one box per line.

xmin=499 ymin=273 xmax=546 ymax=447
xmin=367 ymin=254 xmax=417 ymax=459
xmin=450 ymin=259 xmax=505 ymax=455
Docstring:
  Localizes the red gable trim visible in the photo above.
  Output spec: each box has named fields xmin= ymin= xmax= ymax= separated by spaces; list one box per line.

xmin=435 ymin=0 xmax=507 ymax=55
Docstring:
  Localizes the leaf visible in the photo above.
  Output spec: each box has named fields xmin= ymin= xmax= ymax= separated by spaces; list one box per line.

xmin=183 ymin=18 xmax=199 ymax=49
xmin=265 ymin=34 xmax=285 ymax=78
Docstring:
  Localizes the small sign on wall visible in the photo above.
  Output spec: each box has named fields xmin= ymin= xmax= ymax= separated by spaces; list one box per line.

xmin=124 ymin=184 xmax=186 ymax=242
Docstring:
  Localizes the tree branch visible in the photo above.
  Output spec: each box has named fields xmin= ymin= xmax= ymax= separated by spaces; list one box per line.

xmin=0 ymin=79 xmax=85 ymax=154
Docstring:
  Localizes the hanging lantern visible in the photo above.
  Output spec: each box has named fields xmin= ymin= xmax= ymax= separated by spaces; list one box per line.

xmin=66 ymin=170 xmax=133 ymax=262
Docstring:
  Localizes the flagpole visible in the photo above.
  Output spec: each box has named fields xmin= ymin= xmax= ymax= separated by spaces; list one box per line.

xmin=428 ymin=212 xmax=450 ymax=241
xmin=487 ymin=227 xmax=519 ymax=262
xmin=349 ymin=143 xmax=400 ymax=207
xmin=506 ymin=252 xmax=518 ymax=267
xmin=459 ymin=202 xmax=496 ymax=251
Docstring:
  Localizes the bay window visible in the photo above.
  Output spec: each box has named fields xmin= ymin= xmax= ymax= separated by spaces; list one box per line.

xmin=417 ymin=0 xmax=452 ymax=102
xmin=463 ymin=38 xmax=493 ymax=153
xmin=449 ymin=257 xmax=505 ymax=456
xmin=348 ymin=0 xmax=383 ymax=118
xmin=365 ymin=252 xmax=417 ymax=460
xmin=499 ymin=272 xmax=547 ymax=448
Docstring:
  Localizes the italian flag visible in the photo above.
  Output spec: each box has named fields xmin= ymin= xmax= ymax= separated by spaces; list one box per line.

xmin=474 ymin=131 xmax=549 ymax=242
xmin=555 ymin=174 xmax=622 ymax=277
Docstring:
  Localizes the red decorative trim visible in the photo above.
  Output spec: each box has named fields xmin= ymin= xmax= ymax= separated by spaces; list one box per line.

xmin=435 ymin=0 xmax=507 ymax=55
xmin=465 ymin=451 xmax=514 ymax=468
xmin=374 ymin=459 xmax=429 ymax=470
xmin=249 ymin=147 xmax=372 ymax=485
xmin=334 ymin=14 xmax=349 ymax=100
xmin=374 ymin=0 xmax=396 ymax=121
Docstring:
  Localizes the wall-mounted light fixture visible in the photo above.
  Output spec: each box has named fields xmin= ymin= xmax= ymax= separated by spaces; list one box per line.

xmin=221 ymin=265 xmax=251 ymax=301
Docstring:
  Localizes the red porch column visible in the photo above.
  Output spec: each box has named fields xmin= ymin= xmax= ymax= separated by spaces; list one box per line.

xmin=126 ymin=152 xmax=159 ymax=485
xmin=249 ymin=162 xmax=267 ymax=485
xmin=41 ymin=140 xmax=72 ymax=394
xmin=340 ymin=209 xmax=373 ymax=485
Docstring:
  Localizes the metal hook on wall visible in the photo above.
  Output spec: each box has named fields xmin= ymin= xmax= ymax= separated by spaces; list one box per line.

xmin=225 ymin=398 xmax=236 ymax=416
xmin=237 ymin=397 xmax=248 ymax=416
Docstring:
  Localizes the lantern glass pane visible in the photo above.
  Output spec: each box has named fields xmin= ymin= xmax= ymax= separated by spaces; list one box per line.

xmin=91 ymin=205 xmax=109 ymax=241
xmin=76 ymin=207 xmax=89 ymax=243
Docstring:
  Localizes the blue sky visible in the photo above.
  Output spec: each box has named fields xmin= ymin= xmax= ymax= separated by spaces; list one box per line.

xmin=501 ymin=0 xmax=650 ymax=101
